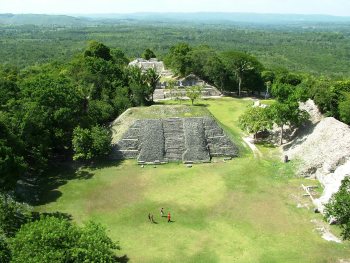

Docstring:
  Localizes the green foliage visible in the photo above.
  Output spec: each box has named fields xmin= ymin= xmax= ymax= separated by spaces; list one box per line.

xmin=0 ymin=113 xmax=26 ymax=188
xmin=9 ymin=216 xmax=120 ymax=263
xmin=308 ymin=79 xmax=349 ymax=118
xmin=186 ymin=85 xmax=202 ymax=105
xmin=110 ymin=48 xmax=129 ymax=66
xmin=275 ymin=72 xmax=303 ymax=86
xmin=239 ymin=106 xmax=273 ymax=138
xmin=269 ymin=101 xmax=308 ymax=145
xmin=127 ymin=67 xmax=155 ymax=106
xmin=1 ymin=22 xmax=350 ymax=77
xmin=325 ymin=177 xmax=350 ymax=240
xmin=271 ymin=83 xmax=295 ymax=102
xmin=338 ymin=93 xmax=350 ymax=125
xmin=0 ymin=40 xmax=167 ymax=186
xmin=87 ymin=100 xmax=115 ymax=125
xmin=72 ymin=126 xmax=112 ymax=161
xmin=71 ymin=221 xmax=120 ymax=262
xmin=144 ymin=68 xmax=160 ymax=103
xmin=142 ymin=48 xmax=156 ymax=60
xmin=164 ymin=43 xmax=192 ymax=76
xmin=222 ymin=51 xmax=264 ymax=96
xmin=187 ymin=46 xmax=232 ymax=91
xmin=261 ymin=70 xmax=275 ymax=83
xmin=0 ymin=79 xmax=19 ymax=108
xmin=0 ymin=235 xmax=10 ymax=263
xmin=84 ymin=40 xmax=112 ymax=61
xmin=0 ymin=193 xmax=32 ymax=237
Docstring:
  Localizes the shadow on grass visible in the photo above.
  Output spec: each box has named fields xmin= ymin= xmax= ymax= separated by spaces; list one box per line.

xmin=115 ymin=254 xmax=129 ymax=263
xmin=36 ymin=160 xmax=123 ymax=206
xmin=88 ymin=159 xmax=124 ymax=171
xmin=255 ymin=141 xmax=276 ymax=148
xmin=31 ymin=211 xmax=73 ymax=221
xmin=194 ymin=103 xmax=209 ymax=107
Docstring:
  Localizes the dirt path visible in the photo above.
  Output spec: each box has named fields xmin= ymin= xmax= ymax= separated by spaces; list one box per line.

xmin=311 ymin=219 xmax=342 ymax=243
xmin=242 ymin=137 xmax=262 ymax=158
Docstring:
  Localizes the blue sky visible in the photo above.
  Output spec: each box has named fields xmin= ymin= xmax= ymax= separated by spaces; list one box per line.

xmin=0 ymin=0 xmax=349 ymax=16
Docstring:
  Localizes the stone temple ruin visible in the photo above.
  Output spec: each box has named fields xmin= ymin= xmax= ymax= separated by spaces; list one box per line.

xmin=128 ymin=58 xmax=172 ymax=77
xmin=112 ymin=117 xmax=238 ymax=163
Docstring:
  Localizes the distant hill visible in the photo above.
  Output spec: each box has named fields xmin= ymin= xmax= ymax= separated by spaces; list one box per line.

xmin=1 ymin=13 xmax=350 ymax=26
xmin=0 ymin=13 xmax=94 ymax=26
xmin=83 ymin=12 xmax=350 ymax=24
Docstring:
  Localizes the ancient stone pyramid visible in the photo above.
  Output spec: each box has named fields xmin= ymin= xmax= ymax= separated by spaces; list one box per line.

xmin=112 ymin=117 xmax=238 ymax=163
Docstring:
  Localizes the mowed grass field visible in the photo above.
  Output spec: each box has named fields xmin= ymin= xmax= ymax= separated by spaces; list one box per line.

xmin=36 ymin=98 xmax=350 ymax=263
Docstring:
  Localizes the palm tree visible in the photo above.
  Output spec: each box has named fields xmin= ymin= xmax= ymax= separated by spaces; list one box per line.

xmin=144 ymin=68 xmax=160 ymax=102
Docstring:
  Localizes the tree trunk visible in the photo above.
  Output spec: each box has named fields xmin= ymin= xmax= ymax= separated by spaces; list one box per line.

xmin=265 ymin=85 xmax=269 ymax=99
xmin=280 ymin=125 xmax=284 ymax=145
xmin=238 ymin=76 xmax=242 ymax=97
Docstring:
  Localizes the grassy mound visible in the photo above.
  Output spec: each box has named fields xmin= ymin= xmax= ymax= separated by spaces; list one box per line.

xmin=111 ymin=105 xmax=211 ymax=143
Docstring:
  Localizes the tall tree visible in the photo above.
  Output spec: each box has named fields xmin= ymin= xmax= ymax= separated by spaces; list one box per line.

xmin=142 ymin=48 xmax=156 ymax=60
xmin=72 ymin=126 xmax=111 ymax=161
xmin=84 ymin=40 xmax=112 ymax=61
xmin=239 ymin=106 xmax=273 ymax=139
xmin=144 ymin=68 xmax=160 ymax=103
xmin=186 ymin=85 xmax=202 ymax=105
xmin=269 ymin=101 xmax=308 ymax=145
xmin=164 ymin=43 xmax=192 ymax=76
xmin=222 ymin=51 xmax=263 ymax=96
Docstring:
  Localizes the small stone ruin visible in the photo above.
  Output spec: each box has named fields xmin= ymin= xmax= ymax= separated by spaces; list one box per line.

xmin=112 ymin=117 xmax=238 ymax=163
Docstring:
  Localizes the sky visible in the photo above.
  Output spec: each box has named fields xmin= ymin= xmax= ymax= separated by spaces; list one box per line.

xmin=0 ymin=0 xmax=349 ymax=16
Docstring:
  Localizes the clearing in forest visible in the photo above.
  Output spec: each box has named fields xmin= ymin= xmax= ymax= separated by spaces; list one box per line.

xmin=36 ymin=98 xmax=350 ymax=263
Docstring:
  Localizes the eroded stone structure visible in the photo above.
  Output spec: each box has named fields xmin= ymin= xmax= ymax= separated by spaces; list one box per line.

xmin=112 ymin=117 xmax=238 ymax=163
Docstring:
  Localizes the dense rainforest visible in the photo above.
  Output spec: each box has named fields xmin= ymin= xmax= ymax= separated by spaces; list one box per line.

xmin=0 ymin=18 xmax=350 ymax=77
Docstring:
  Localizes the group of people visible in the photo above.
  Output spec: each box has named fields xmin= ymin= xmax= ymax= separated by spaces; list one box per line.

xmin=148 ymin=208 xmax=172 ymax=223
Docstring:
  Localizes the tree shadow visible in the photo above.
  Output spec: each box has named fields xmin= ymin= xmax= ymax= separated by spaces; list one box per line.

xmin=35 ymin=160 xmax=123 ymax=206
xmin=282 ymin=120 xmax=317 ymax=151
xmin=31 ymin=211 xmax=73 ymax=221
xmin=88 ymin=159 xmax=124 ymax=171
xmin=115 ymin=254 xmax=129 ymax=263
xmin=194 ymin=103 xmax=209 ymax=107
xmin=255 ymin=141 xmax=276 ymax=148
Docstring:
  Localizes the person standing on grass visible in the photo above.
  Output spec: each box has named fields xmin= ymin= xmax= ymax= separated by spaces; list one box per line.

xmin=167 ymin=212 xmax=171 ymax=223
xmin=151 ymin=214 xmax=154 ymax=223
xmin=160 ymin=208 xmax=164 ymax=217
xmin=148 ymin=213 xmax=151 ymax=222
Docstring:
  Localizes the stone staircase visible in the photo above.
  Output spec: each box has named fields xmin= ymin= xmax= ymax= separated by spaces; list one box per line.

xmin=203 ymin=117 xmax=238 ymax=157
xmin=111 ymin=121 xmax=140 ymax=160
xmin=183 ymin=118 xmax=211 ymax=163
xmin=137 ymin=119 xmax=165 ymax=163
xmin=163 ymin=118 xmax=185 ymax=161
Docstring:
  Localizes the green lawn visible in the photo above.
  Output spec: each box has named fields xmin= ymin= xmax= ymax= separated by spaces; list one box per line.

xmin=36 ymin=98 xmax=350 ymax=263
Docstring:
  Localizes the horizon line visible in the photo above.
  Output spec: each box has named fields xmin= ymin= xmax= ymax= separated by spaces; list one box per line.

xmin=1 ymin=11 xmax=350 ymax=18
